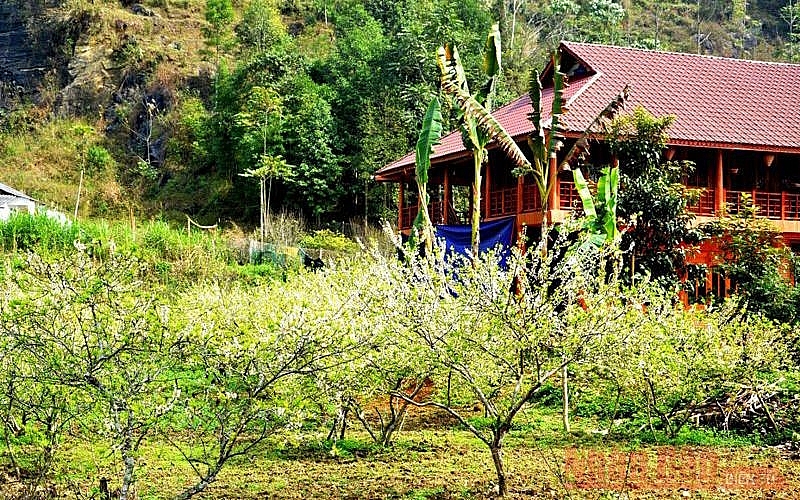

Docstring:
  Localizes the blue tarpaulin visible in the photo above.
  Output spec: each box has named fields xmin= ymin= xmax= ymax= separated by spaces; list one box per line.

xmin=435 ymin=217 xmax=515 ymax=268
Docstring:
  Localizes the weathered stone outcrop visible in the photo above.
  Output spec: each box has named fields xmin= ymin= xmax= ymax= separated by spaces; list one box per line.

xmin=0 ymin=0 xmax=85 ymax=107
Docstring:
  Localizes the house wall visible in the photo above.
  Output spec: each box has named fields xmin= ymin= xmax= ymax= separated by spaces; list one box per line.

xmin=0 ymin=198 xmax=36 ymax=221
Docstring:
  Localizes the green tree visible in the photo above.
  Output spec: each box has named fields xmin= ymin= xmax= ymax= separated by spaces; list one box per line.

xmin=280 ymin=74 xmax=340 ymax=218
xmin=236 ymin=0 xmax=290 ymax=54
xmin=704 ymin=194 xmax=800 ymax=323
xmin=232 ymin=86 xmax=283 ymax=176
xmin=609 ymin=107 xmax=701 ymax=288
xmin=583 ymin=0 xmax=626 ymax=43
xmin=240 ymin=155 xmax=294 ymax=245
xmin=782 ymin=0 xmax=800 ymax=61
xmin=204 ymin=0 xmax=235 ymax=52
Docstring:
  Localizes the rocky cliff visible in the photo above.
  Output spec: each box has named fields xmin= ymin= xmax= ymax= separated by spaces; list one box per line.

xmin=0 ymin=0 xmax=85 ymax=107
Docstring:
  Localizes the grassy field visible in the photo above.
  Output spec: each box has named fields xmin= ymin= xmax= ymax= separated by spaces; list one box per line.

xmin=0 ymin=216 xmax=796 ymax=499
xmin=3 ymin=406 xmax=797 ymax=499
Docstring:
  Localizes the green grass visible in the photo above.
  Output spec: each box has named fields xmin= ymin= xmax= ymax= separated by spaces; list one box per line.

xmin=2 ymin=406 xmax=797 ymax=499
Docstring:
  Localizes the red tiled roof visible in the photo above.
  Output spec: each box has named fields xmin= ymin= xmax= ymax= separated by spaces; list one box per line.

xmin=376 ymin=41 xmax=800 ymax=180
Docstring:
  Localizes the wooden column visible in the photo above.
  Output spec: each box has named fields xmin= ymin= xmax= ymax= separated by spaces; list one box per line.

xmin=714 ymin=150 xmax=724 ymax=214
xmin=547 ymin=155 xmax=559 ymax=211
xmin=516 ymin=175 xmax=524 ymax=237
xmin=484 ymin=160 xmax=492 ymax=218
xmin=398 ymin=182 xmax=405 ymax=228
xmin=443 ymin=168 xmax=451 ymax=225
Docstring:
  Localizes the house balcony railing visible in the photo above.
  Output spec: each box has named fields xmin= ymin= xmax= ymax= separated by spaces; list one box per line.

xmin=401 ymin=183 xmax=800 ymax=231
xmin=726 ymin=190 xmax=800 ymax=220
xmin=686 ymin=187 xmax=716 ymax=216
xmin=399 ymin=200 xmax=445 ymax=229
xmin=488 ymin=187 xmax=517 ymax=217
xmin=685 ymin=188 xmax=800 ymax=220
xmin=399 ymin=179 xmax=582 ymax=230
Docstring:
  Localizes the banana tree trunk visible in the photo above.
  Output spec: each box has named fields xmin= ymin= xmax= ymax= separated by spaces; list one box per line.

xmin=471 ymin=151 xmax=483 ymax=259
xmin=562 ymin=362 xmax=570 ymax=433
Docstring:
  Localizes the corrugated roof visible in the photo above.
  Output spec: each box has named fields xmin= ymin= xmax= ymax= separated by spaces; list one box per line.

xmin=376 ymin=41 xmax=800 ymax=180
xmin=0 ymin=182 xmax=35 ymax=202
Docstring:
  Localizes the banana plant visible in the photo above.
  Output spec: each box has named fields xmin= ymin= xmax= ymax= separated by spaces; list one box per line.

xmin=572 ymin=166 xmax=621 ymax=251
xmin=438 ymin=36 xmax=629 ymax=247
xmin=409 ymin=97 xmax=444 ymax=257
xmin=437 ymin=23 xmax=529 ymax=259
xmin=526 ymin=51 xmax=568 ymax=214
xmin=524 ymin=52 xmax=629 ymax=222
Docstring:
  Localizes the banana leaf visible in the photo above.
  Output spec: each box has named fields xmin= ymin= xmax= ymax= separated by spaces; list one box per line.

xmin=477 ymin=23 xmax=502 ymax=110
xmin=547 ymin=51 xmax=567 ymax=160
xmin=415 ymin=98 xmax=443 ymax=186
xmin=442 ymin=79 xmax=530 ymax=172
xmin=409 ymin=97 xmax=444 ymax=254
xmin=526 ymin=69 xmax=547 ymax=192
xmin=437 ymin=44 xmax=469 ymax=95
xmin=572 ymin=167 xmax=597 ymax=219
xmin=598 ymin=166 xmax=620 ymax=243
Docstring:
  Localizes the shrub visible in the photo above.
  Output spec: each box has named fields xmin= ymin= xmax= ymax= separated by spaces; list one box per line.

xmin=85 ymin=145 xmax=116 ymax=174
xmin=299 ymin=229 xmax=359 ymax=253
xmin=0 ymin=212 xmax=78 ymax=254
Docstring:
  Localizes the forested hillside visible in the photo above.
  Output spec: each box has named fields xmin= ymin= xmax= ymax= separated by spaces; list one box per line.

xmin=0 ymin=0 xmax=797 ymax=227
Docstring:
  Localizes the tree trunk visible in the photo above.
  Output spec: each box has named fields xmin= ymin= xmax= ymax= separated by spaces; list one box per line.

xmin=339 ymin=407 xmax=348 ymax=440
xmin=490 ymin=443 xmax=507 ymax=496
xmin=175 ymin=470 xmax=219 ymax=500
xmin=119 ymin=450 xmax=135 ymax=500
xmin=562 ymin=362 xmax=570 ymax=433
xmin=471 ymin=152 xmax=483 ymax=260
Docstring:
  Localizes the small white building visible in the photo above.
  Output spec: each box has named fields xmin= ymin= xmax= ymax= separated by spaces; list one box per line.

xmin=0 ymin=182 xmax=36 ymax=221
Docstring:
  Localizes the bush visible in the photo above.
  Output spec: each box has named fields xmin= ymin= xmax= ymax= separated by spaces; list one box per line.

xmin=299 ymin=229 xmax=359 ymax=253
xmin=0 ymin=212 xmax=78 ymax=254
xmin=85 ymin=145 xmax=116 ymax=174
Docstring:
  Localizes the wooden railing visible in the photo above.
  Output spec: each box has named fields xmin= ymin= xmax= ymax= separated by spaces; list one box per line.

xmin=686 ymin=188 xmax=715 ymax=216
xmin=399 ymin=204 xmax=416 ymax=229
xmin=488 ymin=187 xmax=517 ymax=217
xmin=559 ymin=180 xmax=580 ymax=210
xmin=726 ymin=190 xmax=800 ymax=220
xmin=399 ymin=201 xmax=445 ymax=229
xmin=400 ymin=184 xmax=800 ymax=231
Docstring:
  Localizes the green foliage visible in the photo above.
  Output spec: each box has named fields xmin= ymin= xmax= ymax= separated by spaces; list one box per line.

xmin=0 ymin=212 xmax=79 ymax=254
xmin=236 ymin=0 xmax=290 ymax=53
xmin=85 ymin=145 xmax=116 ymax=174
xmin=782 ymin=1 xmax=800 ymax=61
xmin=166 ymin=95 xmax=211 ymax=172
xmin=0 ymin=106 xmax=41 ymax=135
xmin=204 ymin=0 xmax=235 ymax=48
xmin=610 ymin=107 xmax=702 ymax=287
xmin=298 ymin=229 xmax=358 ymax=252
xmin=704 ymin=194 xmax=800 ymax=323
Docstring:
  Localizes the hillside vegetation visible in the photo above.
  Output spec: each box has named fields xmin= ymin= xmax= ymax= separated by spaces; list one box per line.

xmin=0 ymin=0 xmax=797 ymax=226
xmin=0 ymin=212 xmax=797 ymax=498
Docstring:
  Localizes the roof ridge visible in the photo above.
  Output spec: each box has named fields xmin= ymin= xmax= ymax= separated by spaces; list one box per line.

xmin=562 ymin=40 xmax=800 ymax=68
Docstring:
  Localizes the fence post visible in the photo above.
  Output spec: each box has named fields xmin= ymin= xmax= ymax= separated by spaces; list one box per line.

xmin=781 ymin=191 xmax=786 ymax=220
